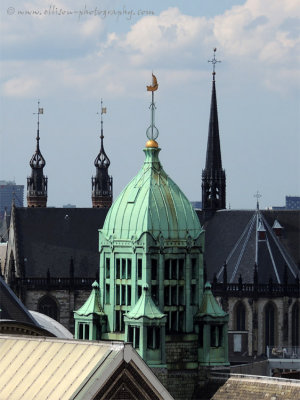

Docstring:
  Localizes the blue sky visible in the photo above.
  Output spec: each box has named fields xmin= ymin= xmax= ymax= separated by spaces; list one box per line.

xmin=0 ymin=0 xmax=299 ymax=209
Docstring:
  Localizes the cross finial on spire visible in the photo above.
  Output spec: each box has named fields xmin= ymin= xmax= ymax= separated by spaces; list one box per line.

xmin=254 ymin=191 xmax=262 ymax=210
xmin=208 ymin=48 xmax=221 ymax=80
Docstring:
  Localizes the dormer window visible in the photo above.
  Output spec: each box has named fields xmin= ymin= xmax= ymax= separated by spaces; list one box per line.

xmin=257 ymin=221 xmax=266 ymax=241
xmin=272 ymin=219 xmax=283 ymax=237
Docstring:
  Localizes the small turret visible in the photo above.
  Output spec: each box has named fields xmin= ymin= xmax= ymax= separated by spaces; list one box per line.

xmin=92 ymin=100 xmax=113 ymax=208
xmin=27 ymin=102 xmax=47 ymax=207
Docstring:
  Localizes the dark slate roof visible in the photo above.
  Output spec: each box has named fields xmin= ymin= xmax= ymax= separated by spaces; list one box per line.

xmin=12 ymin=206 xmax=299 ymax=285
xmin=0 ymin=275 xmax=39 ymax=325
xmin=14 ymin=207 xmax=108 ymax=278
xmin=197 ymin=209 xmax=300 ymax=284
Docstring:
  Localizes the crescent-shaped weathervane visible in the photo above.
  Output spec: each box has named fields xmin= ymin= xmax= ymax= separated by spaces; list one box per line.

xmin=147 ymin=73 xmax=158 ymax=91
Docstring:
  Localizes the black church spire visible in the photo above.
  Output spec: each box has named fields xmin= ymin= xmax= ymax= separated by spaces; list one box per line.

xmin=202 ymin=49 xmax=226 ymax=214
xmin=92 ymin=100 xmax=113 ymax=208
xmin=27 ymin=102 xmax=48 ymax=207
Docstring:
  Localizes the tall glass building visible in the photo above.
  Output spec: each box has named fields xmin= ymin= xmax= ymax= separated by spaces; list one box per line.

xmin=0 ymin=181 xmax=24 ymax=216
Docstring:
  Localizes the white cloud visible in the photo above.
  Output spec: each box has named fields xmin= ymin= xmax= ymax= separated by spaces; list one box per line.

xmin=213 ymin=0 xmax=300 ymax=63
xmin=2 ymin=77 xmax=40 ymax=97
xmin=121 ymin=8 xmax=211 ymax=66
xmin=1 ymin=1 xmax=299 ymax=99
xmin=79 ymin=17 xmax=103 ymax=37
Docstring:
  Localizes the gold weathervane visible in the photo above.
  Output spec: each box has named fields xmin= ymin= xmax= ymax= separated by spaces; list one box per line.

xmin=147 ymin=73 xmax=158 ymax=91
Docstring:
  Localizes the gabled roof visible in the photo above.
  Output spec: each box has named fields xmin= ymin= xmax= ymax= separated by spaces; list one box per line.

xmin=125 ymin=285 xmax=165 ymax=320
xmin=212 ymin=375 xmax=300 ymax=400
xmin=198 ymin=209 xmax=300 ymax=284
xmin=74 ymin=281 xmax=104 ymax=317
xmin=272 ymin=219 xmax=283 ymax=229
xmin=0 ymin=275 xmax=39 ymax=325
xmin=196 ymin=282 xmax=227 ymax=319
xmin=0 ymin=336 xmax=174 ymax=400
xmin=10 ymin=207 xmax=108 ymax=278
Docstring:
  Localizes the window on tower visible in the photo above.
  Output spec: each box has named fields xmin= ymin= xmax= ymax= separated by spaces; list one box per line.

xmin=116 ymin=259 xmax=120 ymax=279
xmin=179 ymin=259 xmax=184 ymax=280
xmin=122 ymin=259 xmax=126 ymax=279
xmin=191 ymin=258 xmax=197 ymax=279
xmin=105 ymin=258 xmax=110 ymax=279
xmin=147 ymin=326 xmax=160 ymax=350
xmin=164 ymin=258 xmax=186 ymax=333
xmin=78 ymin=323 xmax=90 ymax=340
xmin=105 ymin=284 xmax=110 ymax=304
xmin=191 ymin=284 xmax=196 ymax=305
xmin=127 ymin=259 xmax=132 ymax=279
xmin=138 ymin=258 xmax=142 ymax=280
xmin=127 ymin=285 xmax=132 ymax=305
xmin=211 ymin=325 xmax=222 ymax=347
xmin=114 ymin=258 xmax=132 ymax=331
xmin=151 ymin=258 xmax=158 ymax=280
xmin=151 ymin=284 xmax=159 ymax=305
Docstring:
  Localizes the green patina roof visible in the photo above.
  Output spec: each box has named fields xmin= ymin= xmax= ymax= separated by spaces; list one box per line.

xmin=125 ymin=285 xmax=165 ymax=320
xmin=196 ymin=283 xmax=227 ymax=318
xmin=74 ymin=281 xmax=105 ymax=317
xmin=102 ymin=146 xmax=203 ymax=241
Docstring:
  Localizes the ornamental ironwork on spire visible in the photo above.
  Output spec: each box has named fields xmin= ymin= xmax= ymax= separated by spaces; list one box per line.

xmin=27 ymin=102 xmax=48 ymax=207
xmin=92 ymin=100 xmax=113 ymax=208
xmin=145 ymin=73 xmax=159 ymax=149
xmin=202 ymin=48 xmax=226 ymax=213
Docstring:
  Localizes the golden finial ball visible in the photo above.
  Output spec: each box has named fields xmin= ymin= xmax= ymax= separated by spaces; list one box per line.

xmin=146 ymin=140 xmax=158 ymax=148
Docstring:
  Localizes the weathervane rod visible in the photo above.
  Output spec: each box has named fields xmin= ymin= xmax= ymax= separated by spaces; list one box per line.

xmin=146 ymin=73 xmax=159 ymax=142
xmin=33 ymin=100 xmax=43 ymax=147
xmin=97 ymin=99 xmax=107 ymax=148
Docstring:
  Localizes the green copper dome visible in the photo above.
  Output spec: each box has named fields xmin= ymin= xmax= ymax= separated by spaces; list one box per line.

xmin=102 ymin=146 xmax=202 ymax=241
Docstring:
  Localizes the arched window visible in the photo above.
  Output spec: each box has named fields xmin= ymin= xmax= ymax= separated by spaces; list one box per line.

xmin=265 ymin=302 xmax=275 ymax=348
xmin=236 ymin=302 xmax=246 ymax=331
xmin=38 ymin=295 xmax=59 ymax=321
xmin=292 ymin=303 xmax=299 ymax=347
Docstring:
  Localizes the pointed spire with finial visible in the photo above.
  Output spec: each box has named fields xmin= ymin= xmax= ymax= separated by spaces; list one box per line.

xmin=202 ymin=48 xmax=226 ymax=214
xmin=27 ymin=101 xmax=48 ymax=207
xmin=254 ymin=191 xmax=262 ymax=210
xmin=92 ymin=99 xmax=113 ymax=208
